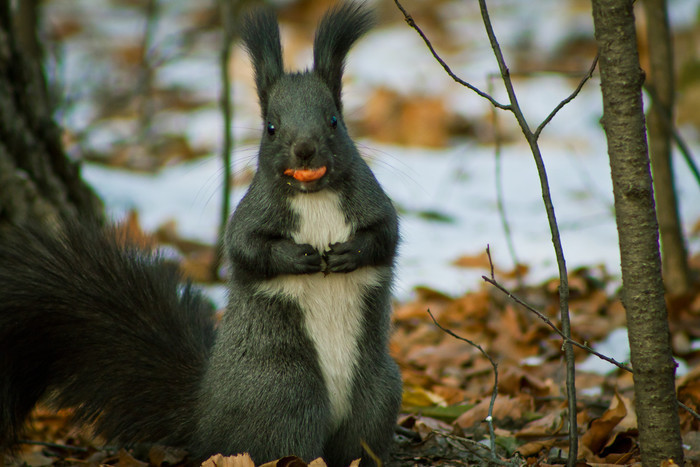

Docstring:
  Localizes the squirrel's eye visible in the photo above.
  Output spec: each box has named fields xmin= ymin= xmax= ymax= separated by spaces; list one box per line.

xmin=267 ymin=122 xmax=276 ymax=136
xmin=330 ymin=116 xmax=338 ymax=129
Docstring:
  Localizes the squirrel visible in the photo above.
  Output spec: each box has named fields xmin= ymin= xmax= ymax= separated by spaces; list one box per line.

xmin=0 ymin=3 xmax=401 ymax=466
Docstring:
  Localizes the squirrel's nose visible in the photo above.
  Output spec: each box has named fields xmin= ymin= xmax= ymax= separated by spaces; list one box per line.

xmin=292 ymin=140 xmax=316 ymax=161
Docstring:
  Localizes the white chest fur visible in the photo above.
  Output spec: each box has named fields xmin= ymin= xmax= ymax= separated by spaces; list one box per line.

xmin=257 ymin=190 xmax=380 ymax=427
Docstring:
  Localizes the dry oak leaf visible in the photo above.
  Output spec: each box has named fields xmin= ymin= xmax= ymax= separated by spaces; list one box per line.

xmin=579 ymin=391 xmax=635 ymax=457
xmin=516 ymin=405 xmax=567 ymax=439
xmin=516 ymin=438 xmax=559 ymax=457
xmin=201 ymin=453 xmax=256 ymax=467
xmin=117 ymin=449 xmax=149 ymax=467
xmin=514 ymin=405 xmax=568 ymax=457
xmin=498 ymin=365 xmax=552 ymax=397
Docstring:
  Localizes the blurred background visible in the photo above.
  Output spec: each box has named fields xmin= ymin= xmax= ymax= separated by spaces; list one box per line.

xmin=19 ymin=0 xmax=700 ymax=301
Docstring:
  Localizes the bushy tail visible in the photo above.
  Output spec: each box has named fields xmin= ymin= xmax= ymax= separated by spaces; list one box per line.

xmin=0 ymin=219 xmax=216 ymax=451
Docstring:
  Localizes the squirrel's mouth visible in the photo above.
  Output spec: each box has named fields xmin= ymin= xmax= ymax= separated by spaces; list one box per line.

xmin=283 ymin=166 xmax=327 ymax=182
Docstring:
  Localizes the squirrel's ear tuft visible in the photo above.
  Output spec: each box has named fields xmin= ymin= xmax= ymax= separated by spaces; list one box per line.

xmin=240 ymin=8 xmax=284 ymax=115
xmin=313 ymin=3 xmax=374 ymax=112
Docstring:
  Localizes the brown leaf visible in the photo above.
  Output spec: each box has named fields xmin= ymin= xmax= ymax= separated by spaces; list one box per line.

xmin=516 ymin=406 xmax=567 ymax=439
xmin=498 ymin=365 xmax=552 ymax=397
xmin=580 ymin=391 xmax=627 ymax=455
xmin=362 ymin=88 xmax=448 ymax=147
xmin=308 ymin=458 xmax=329 ymax=467
xmin=516 ymin=438 xmax=558 ymax=457
xmin=117 ymin=449 xmax=149 ymax=467
xmin=414 ymin=415 xmax=454 ymax=439
xmin=454 ymin=394 xmax=533 ymax=429
xmin=452 ymin=252 xmax=492 ymax=269
xmin=201 ymin=453 xmax=255 ymax=467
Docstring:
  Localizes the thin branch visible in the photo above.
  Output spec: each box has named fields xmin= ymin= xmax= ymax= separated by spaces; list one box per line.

xmin=476 ymin=2 xmax=577 ymax=462
xmin=427 ymin=309 xmax=498 ymax=460
xmin=678 ymin=401 xmax=700 ymax=422
xmin=392 ymin=0 xmax=510 ymax=110
xmin=482 ymin=247 xmax=632 ymax=373
xmin=534 ymin=53 xmax=600 ymax=139
xmin=477 ymin=1 xmax=528 ymax=129
xmin=673 ymin=126 xmax=700 ymax=189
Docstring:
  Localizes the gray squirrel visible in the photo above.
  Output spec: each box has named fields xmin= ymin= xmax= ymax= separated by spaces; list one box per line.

xmin=0 ymin=3 xmax=401 ymax=466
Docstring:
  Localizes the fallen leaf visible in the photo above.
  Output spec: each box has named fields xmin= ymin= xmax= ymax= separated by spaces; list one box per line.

xmin=455 ymin=394 xmax=533 ymax=429
xmin=201 ymin=453 xmax=255 ymax=467
xmin=516 ymin=405 xmax=567 ymax=439
xmin=580 ymin=391 xmax=628 ymax=455
xmin=117 ymin=449 xmax=149 ymax=467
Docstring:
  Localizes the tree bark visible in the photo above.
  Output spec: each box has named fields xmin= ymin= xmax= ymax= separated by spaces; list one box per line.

xmin=0 ymin=1 xmax=101 ymax=228
xmin=643 ymin=0 xmax=692 ymax=296
xmin=591 ymin=0 xmax=682 ymax=464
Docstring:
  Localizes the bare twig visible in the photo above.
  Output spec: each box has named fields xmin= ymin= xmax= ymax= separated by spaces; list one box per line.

xmin=427 ymin=309 xmax=498 ymax=460
xmin=673 ymin=126 xmax=700 ymax=189
xmin=678 ymin=401 xmax=700 ymax=422
xmin=476 ymin=1 xmax=577 ymax=461
xmin=483 ymin=247 xmax=632 ymax=373
xmin=392 ymin=0 xmax=509 ymax=110
xmin=534 ymin=53 xmax=600 ymax=139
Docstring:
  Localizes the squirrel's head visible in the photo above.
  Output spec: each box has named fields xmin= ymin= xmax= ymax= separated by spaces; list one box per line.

xmin=241 ymin=3 xmax=374 ymax=193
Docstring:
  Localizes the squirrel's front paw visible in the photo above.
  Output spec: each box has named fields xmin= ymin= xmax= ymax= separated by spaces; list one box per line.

xmin=323 ymin=242 xmax=361 ymax=274
xmin=272 ymin=242 xmax=323 ymax=275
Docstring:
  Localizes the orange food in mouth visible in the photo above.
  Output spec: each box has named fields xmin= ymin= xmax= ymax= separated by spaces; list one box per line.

xmin=283 ymin=166 xmax=327 ymax=182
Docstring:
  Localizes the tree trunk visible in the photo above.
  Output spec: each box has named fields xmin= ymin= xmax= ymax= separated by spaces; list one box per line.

xmin=0 ymin=1 xmax=101 ymax=228
xmin=643 ymin=0 xmax=692 ymax=296
xmin=591 ymin=0 xmax=683 ymax=464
